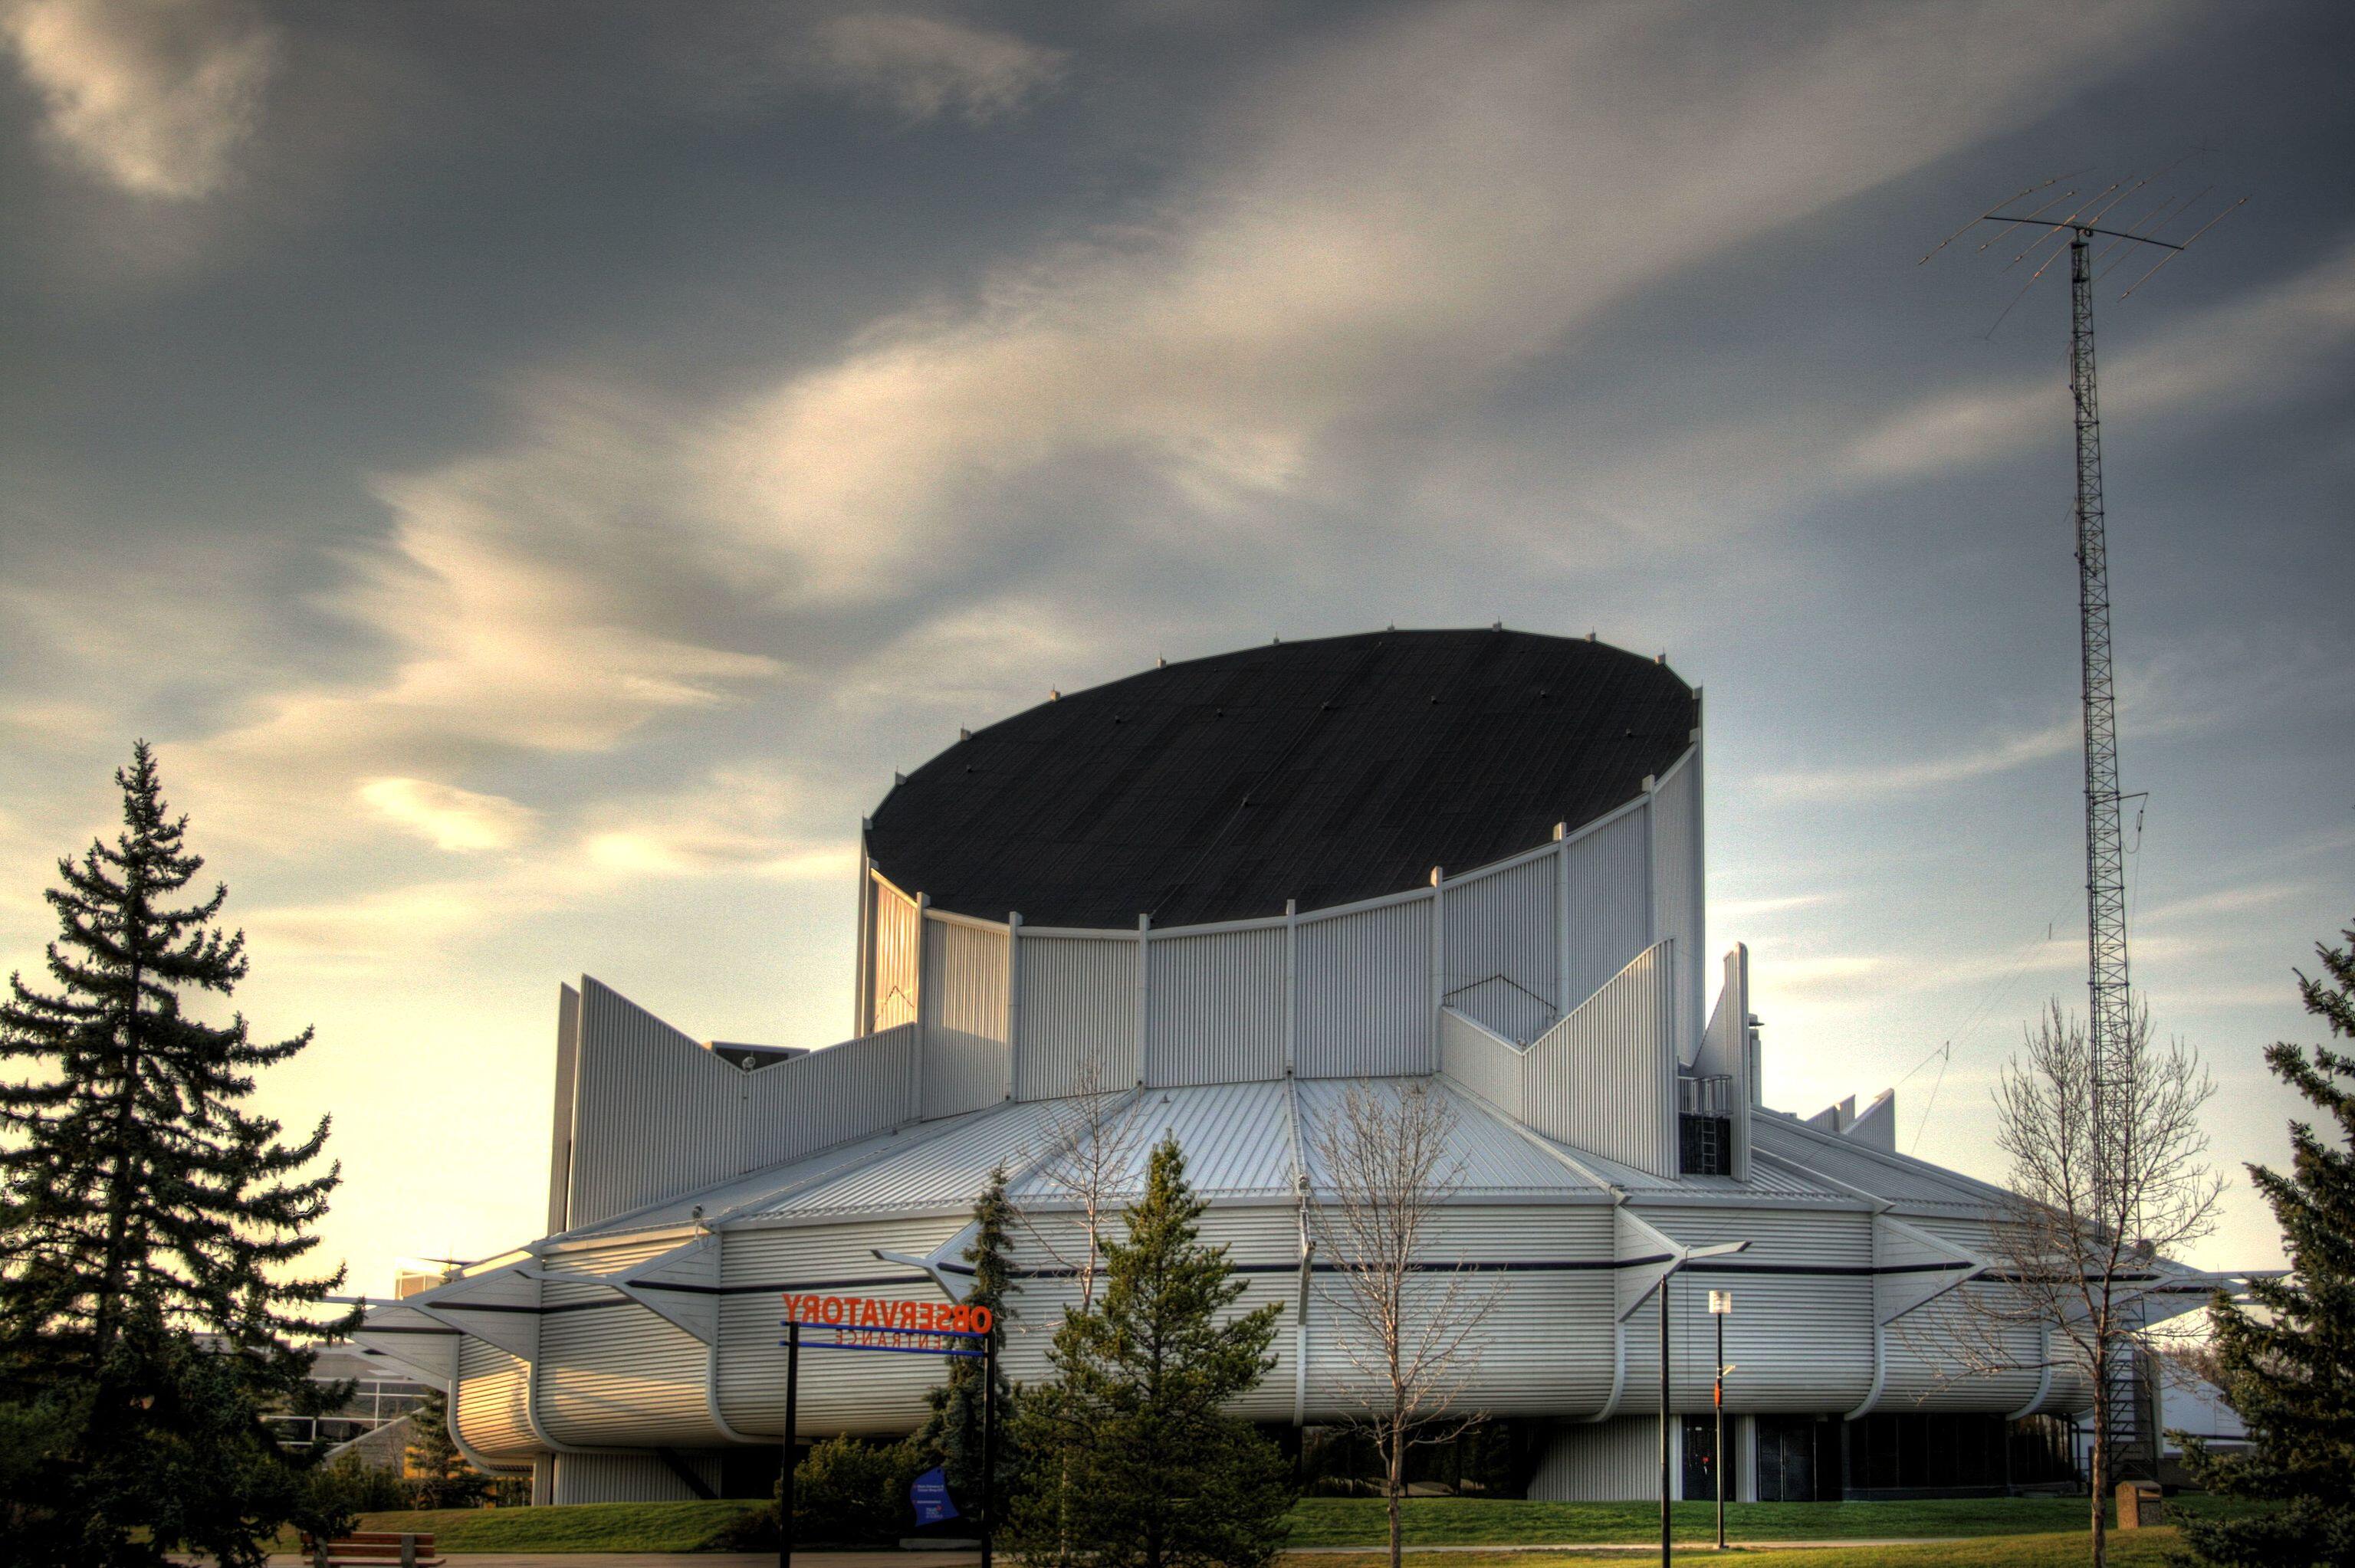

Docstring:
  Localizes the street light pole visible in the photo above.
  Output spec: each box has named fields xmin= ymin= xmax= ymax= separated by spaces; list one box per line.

xmin=1710 ymin=1290 xmax=1733 ymax=1551
xmin=1660 ymin=1242 xmax=1749 ymax=1568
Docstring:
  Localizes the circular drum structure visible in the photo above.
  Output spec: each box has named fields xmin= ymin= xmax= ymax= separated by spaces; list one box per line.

xmin=360 ymin=629 xmax=2140 ymax=1508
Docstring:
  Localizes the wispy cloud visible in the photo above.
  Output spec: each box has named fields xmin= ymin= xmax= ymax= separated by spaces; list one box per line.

xmin=2 ymin=0 xmax=278 ymax=198
xmin=809 ymin=11 xmax=1066 ymax=125
xmin=1846 ymin=231 xmax=2355 ymax=479
xmin=357 ymin=777 xmax=538 ymax=854
xmin=1760 ymin=713 xmax=2082 ymax=801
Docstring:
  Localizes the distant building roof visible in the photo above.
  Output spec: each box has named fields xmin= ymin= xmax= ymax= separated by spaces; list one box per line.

xmin=866 ymin=628 xmax=1698 ymax=927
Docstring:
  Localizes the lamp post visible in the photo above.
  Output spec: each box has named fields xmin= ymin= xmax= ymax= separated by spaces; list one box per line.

xmin=1710 ymin=1290 xmax=1733 ymax=1551
xmin=1660 ymin=1242 xmax=1749 ymax=1568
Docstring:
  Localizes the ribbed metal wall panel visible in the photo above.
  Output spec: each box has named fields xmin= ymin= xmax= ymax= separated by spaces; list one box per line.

xmin=453 ymin=1337 xmax=534 ymax=1459
xmin=1882 ymin=1291 xmax=2044 ymax=1411
xmin=1693 ymin=944 xmax=1751 ymax=1179
xmin=1438 ymin=1006 xmax=1522 ymax=1117
xmin=1296 ymin=897 xmax=1434 ymax=1078
xmin=1650 ymin=750 xmax=1704 ymax=1058
xmin=715 ymin=1219 xmax=964 ymax=1438
xmin=1145 ymin=927 xmax=1286 ymax=1087
xmin=1444 ymin=852 xmax=1559 ymax=1019
xmin=1530 ymin=1418 xmax=1668 ymax=1501
xmin=1641 ymin=1206 xmax=1875 ymax=1413
xmin=738 ymin=1024 xmax=917 ymax=1173
xmin=535 ymin=1240 xmax=718 ymax=1448
xmin=1522 ymin=943 xmax=1675 ymax=1176
xmin=872 ymin=880 xmax=921 ymax=1032
xmin=1563 ymin=806 xmax=1650 ymax=1011
xmin=1305 ymin=1205 xmax=1617 ymax=1422
xmin=921 ymin=917 xmax=1010 ymax=1119
xmin=552 ymin=1452 xmax=721 ymax=1505
xmin=567 ymin=977 xmax=745 ymax=1229
xmin=1012 ymin=935 xmax=1139 ymax=1100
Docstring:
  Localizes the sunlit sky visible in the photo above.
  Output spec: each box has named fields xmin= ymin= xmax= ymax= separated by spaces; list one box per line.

xmin=3 ymin=1 xmax=2349 ymax=1298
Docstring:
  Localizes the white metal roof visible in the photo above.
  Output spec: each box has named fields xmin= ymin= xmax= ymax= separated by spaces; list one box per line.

xmin=550 ymin=1077 xmax=1959 ymax=1249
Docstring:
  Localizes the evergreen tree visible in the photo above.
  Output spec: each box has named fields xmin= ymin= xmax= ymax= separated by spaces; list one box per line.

xmin=914 ymin=1163 xmax=1019 ymax=1512
xmin=404 ymin=1389 xmax=488 ymax=1509
xmin=1005 ymin=1136 xmax=1293 ymax=1568
xmin=2179 ymin=920 xmax=2355 ymax=1567
xmin=0 ymin=743 xmax=354 ymax=1566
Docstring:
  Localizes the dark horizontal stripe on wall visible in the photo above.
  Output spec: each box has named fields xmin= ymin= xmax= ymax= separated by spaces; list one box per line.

xmin=404 ymin=1255 xmax=1996 ymax=1321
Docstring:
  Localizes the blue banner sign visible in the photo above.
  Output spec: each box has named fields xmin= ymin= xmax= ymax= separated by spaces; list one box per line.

xmin=911 ymin=1466 xmax=959 ymax=1526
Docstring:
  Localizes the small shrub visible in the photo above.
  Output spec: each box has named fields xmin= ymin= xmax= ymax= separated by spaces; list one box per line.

xmin=781 ymin=1433 xmax=925 ymax=1545
xmin=301 ymin=1454 xmax=411 ymax=1536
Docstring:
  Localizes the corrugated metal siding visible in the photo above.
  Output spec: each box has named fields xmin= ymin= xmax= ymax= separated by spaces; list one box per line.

xmin=1523 ymin=943 xmax=1675 ymax=1176
xmin=1439 ymin=1006 xmax=1523 ymax=1115
xmin=1296 ymin=897 xmax=1434 ymax=1078
xmin=453 ymin=1337 xmax=534 ymax=1458
xmin=1444 ymin=851 xmax=1559 ymax=1013
xmin=535 ymin=1240 xmax=718 ymax=1448
xmin=1530 ymin=1418 xmax=1666 ymax=1501
xmin=921 ymin=917 xmax=1010 ymax=1119
xmin=1145 ymin=927 xmax=1286 ymax=1087
xmin=1749 ymin=1116 xmax=2006 ymax=1212
xmin=872 ymin=879 xmax=921 ymax=1031
xmin=1882 ymin=1291 xmax=2043 ymax=1410
xmin=738 ymin=1024 xmax=917 ymax=1173
xmin=1305 ymin=1204 xmax=1617 ymax=1421
xmin=567 ymin=977 xmax=745 ymax=1228
xmin=1649 ymin=750 xmax=1704 ymax=1059
xmin=1013 ymin=934 xmax=1140 ymax=1100
xmin=779 ymin=1100 xmax=1059 ymax=1218
xmin=1444 ymin=976 xmax=1558 ymax=1046
xmin=1639 ymin=1206 xmax=1876 ymax=1413
xmin=1693 ymin=944 xmax=1751 ymax=1179
xmin=1564 ymin=805 xmax=1650 ymax=1011
xmin=715 ymin=1219 xmax=965 ymax=1438
xmin=552 ymin=1452 xmax=721 ymax=1505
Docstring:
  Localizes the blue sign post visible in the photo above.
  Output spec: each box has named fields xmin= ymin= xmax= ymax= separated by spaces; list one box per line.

xmin=777 ymin=1296 xmax=996 ymax=1568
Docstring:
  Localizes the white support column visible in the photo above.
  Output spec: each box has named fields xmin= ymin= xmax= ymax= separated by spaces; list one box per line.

xmin=913 ymin=891 xmax=931 ymax=1121
xmin=1428 ymin=867 xmax=1444 ymax=1073
xmin=1282 ymin=898 xmax=1299 ymax=1076
xmin=853 ymin=825 xmax=874 ymax=1037
xmin=1005 ymin=911 xmax=1023 ymax=1101
xmin=1553 ymin=822 xmax=1570 ymax=1010
xmin=1134 ymin=913 xmax=1151 ymax=1088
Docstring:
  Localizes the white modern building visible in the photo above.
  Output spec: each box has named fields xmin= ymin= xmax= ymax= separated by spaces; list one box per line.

xmin=354 ymin=628 xmax=2225 ymax=1505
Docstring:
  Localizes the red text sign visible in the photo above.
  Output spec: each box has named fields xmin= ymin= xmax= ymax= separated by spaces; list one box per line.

xmin=781 ymin=1292 xmax=993 ymax=1337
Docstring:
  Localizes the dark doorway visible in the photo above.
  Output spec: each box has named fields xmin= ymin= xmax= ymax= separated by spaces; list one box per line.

xmin=1757 ymin=1415 xmax=1840 ymax=1501
xmin=1680 ymin=1415 xmax=1726 ymax=1501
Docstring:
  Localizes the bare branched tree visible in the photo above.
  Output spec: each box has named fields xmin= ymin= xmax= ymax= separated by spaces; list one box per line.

xmin=1943 ymin=1001 xmax=2222 ymax=1568
xmin=1308 ymin=1081 xmax=1499 ymax=1568
xmin=1023 ymin=1047 xmax=1148 ymax=1314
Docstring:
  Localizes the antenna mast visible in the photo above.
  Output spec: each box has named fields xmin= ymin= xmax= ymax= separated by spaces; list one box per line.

xmin=2066 ymin=229 xmax=2131 ymax=1177
xmin=1924 ymin=177 xmax=2244 ymax=1198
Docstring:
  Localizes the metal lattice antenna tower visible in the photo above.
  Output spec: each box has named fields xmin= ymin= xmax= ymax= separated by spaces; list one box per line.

xmin=2067 ymin=229 xmax=2131 ymax=1169
xmin=1922 ymin=174 xmax=2245 ymax=1211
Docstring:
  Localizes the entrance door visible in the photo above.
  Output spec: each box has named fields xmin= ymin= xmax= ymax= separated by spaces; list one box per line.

xmin=1680 ymin=1415 xmax=1723 ymax=1501
xmin=1756 ymin=1415 xmax=1825 ymax=1501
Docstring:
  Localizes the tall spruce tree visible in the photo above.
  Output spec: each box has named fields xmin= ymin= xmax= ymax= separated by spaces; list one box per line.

xmin=0 ymin=743 xmax=353 ymax=1566
xmin=2179 ymin=920 xmax=2355 ymax=1567
xmin=915 ymin=1163 xmax=1020 ymax=1511
xmin=1006 ymin=1136 xmax=1292 ymax=1568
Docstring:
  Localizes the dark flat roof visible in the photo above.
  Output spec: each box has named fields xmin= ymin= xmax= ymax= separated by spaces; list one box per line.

xmin=865 ymin=628 xmax=1697 ymax=928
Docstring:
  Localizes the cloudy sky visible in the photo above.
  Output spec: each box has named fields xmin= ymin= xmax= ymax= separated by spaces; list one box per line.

xmin=3 ymin=0 xmax=2349 ymax=1294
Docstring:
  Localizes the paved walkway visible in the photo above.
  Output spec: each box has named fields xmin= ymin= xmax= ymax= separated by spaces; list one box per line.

xmin=255 ymin=1543 xmax=1965 ymax=1565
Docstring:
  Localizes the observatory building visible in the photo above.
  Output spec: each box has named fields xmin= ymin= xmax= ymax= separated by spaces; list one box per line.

xmin=356 ymin=629 xmax=2199 ymax=1505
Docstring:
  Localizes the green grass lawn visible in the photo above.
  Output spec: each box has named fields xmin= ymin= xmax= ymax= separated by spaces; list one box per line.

xmin=1283 ymin=1495 xmax=2127 ymax=1545
xmin=274 ymin=1494 xmax=2246 ymax=1555
xmin=1318 ymin=1528 xmax=2190 ymax=1566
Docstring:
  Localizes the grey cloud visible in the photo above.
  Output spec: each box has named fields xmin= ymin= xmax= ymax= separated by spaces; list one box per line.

xmin=3 ymin=0 xmax=277 ymax=198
